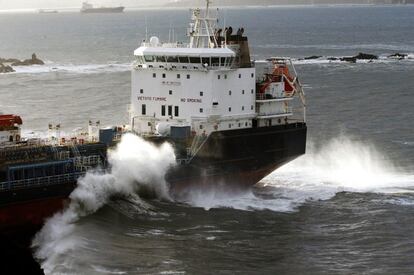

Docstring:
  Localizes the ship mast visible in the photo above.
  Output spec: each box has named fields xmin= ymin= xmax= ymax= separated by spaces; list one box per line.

xmin=189 ymin=0 xmax=218 ymax=48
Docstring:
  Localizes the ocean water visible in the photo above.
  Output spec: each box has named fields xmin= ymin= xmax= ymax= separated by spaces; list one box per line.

xmin=1 ymin=5 xmax=414 ymax=274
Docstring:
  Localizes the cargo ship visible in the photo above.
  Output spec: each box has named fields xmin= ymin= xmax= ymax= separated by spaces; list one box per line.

xmin=130 ymin=1 xmax=307 ymax=196
xmin=80 ymin=2 xmax=125 ymax=13
xmin=0 ymin=0 xmax=306 ymax=245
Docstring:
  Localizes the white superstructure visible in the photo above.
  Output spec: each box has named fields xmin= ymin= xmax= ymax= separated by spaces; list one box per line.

xmin=130 ymin=0 xmax=305 ymax=138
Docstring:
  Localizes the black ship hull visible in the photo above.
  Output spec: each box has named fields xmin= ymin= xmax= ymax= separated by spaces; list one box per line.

xmin=0 ymin=184 xmax=76 ymax=275
xmin=0 ymin=122 xmax=306 ymax=234
xmin=168 ymin=122 xmax=307 ymax=196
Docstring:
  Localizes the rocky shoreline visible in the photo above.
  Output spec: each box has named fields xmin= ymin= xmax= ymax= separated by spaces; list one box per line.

xmin=299 ymin=52 xmax=411 ymax=63
xmin=0 ymin=54 xmax=44 ymax=73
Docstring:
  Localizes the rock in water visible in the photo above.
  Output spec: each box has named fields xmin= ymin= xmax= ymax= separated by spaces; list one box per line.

xmin=0 ymin=63 xmax=15 ymax=73
xmin=11 ymin=53 xmax=44 ymax=66
xmin=303 ymin=55 xmax=322 ymax=60
xmin=354 ymin=52 xmax=378 ymax=60
xmin=388 ymin=53 xmax=407 ymax=59
xmin=30 ymin=53 xmax=45 ymax=65
xmin=0 ymin=58 xmax=21 ymax=63
xmin=340 ymin=52 xmax=378 ymax=63
xmin=340 ymin=56 xmax=357 ymax=63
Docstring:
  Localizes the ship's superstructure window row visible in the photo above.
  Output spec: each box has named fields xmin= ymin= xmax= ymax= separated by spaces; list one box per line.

xmin=136 ymin=55 xmax=235 ymax=68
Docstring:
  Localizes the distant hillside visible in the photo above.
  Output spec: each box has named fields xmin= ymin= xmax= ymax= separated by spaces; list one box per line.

xmin=165 ymin=0 xmax=414 ymax=7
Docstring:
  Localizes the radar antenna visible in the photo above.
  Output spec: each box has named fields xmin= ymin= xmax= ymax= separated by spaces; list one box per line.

xmin=188 ymin=0 xmax=218 ymax=48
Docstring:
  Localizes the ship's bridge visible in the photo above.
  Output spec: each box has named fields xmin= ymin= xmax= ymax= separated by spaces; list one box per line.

xmin=134 ymin=40 xmax=236 ymax=70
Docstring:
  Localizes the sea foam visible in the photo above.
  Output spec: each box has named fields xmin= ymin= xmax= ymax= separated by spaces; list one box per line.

xmin=11 ymin=63 xmax=131 ymax=75
xmin=183 ymin=135 xmax=414 ymax=212
xmin=32 ymin=133 xmax=175 ymax=274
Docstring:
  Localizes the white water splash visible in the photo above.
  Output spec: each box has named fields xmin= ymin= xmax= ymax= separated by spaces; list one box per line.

xmin=272 ymin=136 xmax=414 ymax=193
xmin=32 ymin=133 xmax=175 ymax=274
xmin=185 ymin=135 xmax=414 ymax=212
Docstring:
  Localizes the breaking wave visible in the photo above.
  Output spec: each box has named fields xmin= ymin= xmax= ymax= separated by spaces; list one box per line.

xmin=32 ymin=133 xmax=175 ymax=274
xmin=11 ymin=62 xmax=131 ymax=74
xmin=184 ymin=135 xmax=414 ymax=212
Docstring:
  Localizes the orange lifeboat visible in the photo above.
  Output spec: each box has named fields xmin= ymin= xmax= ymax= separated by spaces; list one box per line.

xmin=258 ymin=64 xmax=296 ymax=97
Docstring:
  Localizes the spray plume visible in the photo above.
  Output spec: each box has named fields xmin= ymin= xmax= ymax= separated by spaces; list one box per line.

xmin=185 ymin=135 xmax=414 ymax=212
xmin=32 ymin=133 xmax=175 ymax=273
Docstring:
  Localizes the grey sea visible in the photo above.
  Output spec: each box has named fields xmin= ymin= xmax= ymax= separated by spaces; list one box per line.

xmin=1 ymin=5 xmax=414 ymax=274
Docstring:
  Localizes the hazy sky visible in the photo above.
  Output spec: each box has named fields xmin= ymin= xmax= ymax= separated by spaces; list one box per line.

xmin=0 ymin=0 xmax=177 ymax=10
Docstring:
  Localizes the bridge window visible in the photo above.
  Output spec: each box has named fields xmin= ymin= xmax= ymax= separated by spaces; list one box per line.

xmin=251 ymin=89 xmax=254 ymax=94
xmin=202 ymin=57 xmax=210 ymax=66
xmin=251 ymin=73 xmax=254 ymax=78
xmin=242 ymin=106 xmax=245 ymax=111
xmin=187 ymin=74 xmax=190 ymax=79
xmin=218 ymin=75 xmax=221 ymax=80
xmin=162 ymin=73 xmax=166 ymax=78
xmin=228 ymin=107 xmax=232 ymax=112
xmin=144 ymin=55 xmax=154 ymax=62
xmin=178 ymin=56 xmax=189 ymax=63
xmin=136 ymin=56 xmax=145 ymax=64
xmin=156 ymin=56 xmax=165 ymax=62
xmin=169 ymin=90 xmax=173 ymax=95
xmin=167 ymin=56 xmax=178 ymax=63
xmin=174 ymin=106 xmax=179 ymax=117
xmin=220 ymin=57 xmax=226 ymax=66
xmin=142 ymin=104 xmax=146 ymax=115
xmin=224 ymin=74 xmax=227 ymax=79
xmin=189 ymin=57 xmax=200 ymax=63
xmin=242 ymin=90 xmax=245 ymax=94
xmin=161 ymin=105 xmax=166 ymax=116
xmin=168 ymin=105 xmax=172 ymax=116
xmin=140 ymin=89 xmax=144 ymax=94
xmin=200 ymin=108 xmax=203 ymax=113
xmin=177 ymin=74 xmax=180 ymax=79
xmin=200 ymin=91 xmax=203 ymax=96
xmin=229 ymin=90 xmax=232 ymax=95
xmin=211 ymin=57 xmax=219 ymax=66
xmin=153 ymin=73 xmax=156 ymax=78
xmin=239 ymin=74 xmax=241 ymax=78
